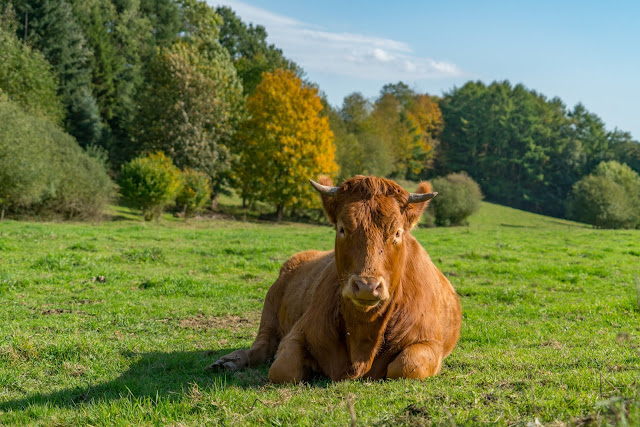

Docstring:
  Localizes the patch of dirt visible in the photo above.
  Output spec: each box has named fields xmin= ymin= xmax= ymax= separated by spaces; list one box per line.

xmin=177 ymin=313 xmax=260 ymax=331
xmin=405 ymin=403 xmax=429 ymax=417
xmin=63 ymin=361 xmax=87 ymax=377
xmin=41 ymin=308 xmax=93 ymax=316
xmin=541 ymin=340 xmax=564 ymax=349
xmin=41 ymin=309 xmax=73 ymax=315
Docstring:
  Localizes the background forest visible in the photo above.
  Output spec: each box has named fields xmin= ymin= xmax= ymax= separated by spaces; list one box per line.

xmin=1 ymin=0 xmax=639 ymax=227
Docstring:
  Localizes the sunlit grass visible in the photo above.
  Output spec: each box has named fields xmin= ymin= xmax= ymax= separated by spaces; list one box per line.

xmin=0 ymin=202 xmax=638 ymax=425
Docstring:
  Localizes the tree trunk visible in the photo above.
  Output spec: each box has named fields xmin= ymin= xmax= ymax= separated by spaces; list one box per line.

xmin=276 ymin=204 xmax=284 ymax=222
xmin=211 ymin=193 xmax=219 ymax=211
xmin=242 ymin=197 xmax=247 ymax=209
xmin=0 ymin=208 xmax=4 ymax=222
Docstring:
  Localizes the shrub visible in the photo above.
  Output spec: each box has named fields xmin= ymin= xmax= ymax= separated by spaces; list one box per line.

xmin=429 ymin=172 xmax=483 ymax=226
xmin=567 ymin=161 xmax=640 ymax=229
xmin=175 ymin=169 xmax=212 ymax=218
xmin=118 ymin=152 xmax=182 ymax=221
xmin=0 ymin=97 xmax=113 ymax=220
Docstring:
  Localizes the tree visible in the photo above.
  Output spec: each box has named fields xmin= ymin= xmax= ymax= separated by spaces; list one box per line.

xmin=438 ymin=80 xmax=586 ymax=217
xmin=380 ymin=81 xmax=416 ymax=110
xmin=0 ymin=6 xmax=64 ymax=124
xmin=9 ymin=0 xmax=104 ymax=147
xmin=215 ymin=5 xmax=300 ymax=95
xmin=139 ymin=0 xmax=181 ymax=51
xmin=407 ymin=94 xmax=443 ymax=175
xmin=136 ymin=39 xmax=243 ymax=201
xmin=371 ymin=92 xmax=423 ymax=178
xmin=237 ymin=69 xmax=338 ymax=221
xmin=328 ymin=93 xmax=391 ymax=179
xmin=69 ymin=0 xmax=151 ymax=163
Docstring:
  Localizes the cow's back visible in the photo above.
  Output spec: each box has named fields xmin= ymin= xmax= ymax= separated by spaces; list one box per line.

xmin=266 ymin=250 xmax=335 ymax=337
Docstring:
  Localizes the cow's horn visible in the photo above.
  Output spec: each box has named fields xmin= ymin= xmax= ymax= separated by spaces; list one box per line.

xmin=407 ymin=192 xmax=438 ymax=203
xmin=309 ymin=179 xmax=338 ymax=197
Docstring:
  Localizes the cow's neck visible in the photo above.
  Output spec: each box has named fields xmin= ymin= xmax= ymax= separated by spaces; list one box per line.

xmin=340 ymin=289 xmax=400 ymax=378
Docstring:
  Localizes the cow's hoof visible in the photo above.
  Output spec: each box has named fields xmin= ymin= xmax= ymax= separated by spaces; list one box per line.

xmin=205 ymin=357 xmax=242 ymax=372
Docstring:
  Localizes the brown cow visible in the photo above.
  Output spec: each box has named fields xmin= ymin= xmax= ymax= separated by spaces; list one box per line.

xmin=209 ymin=175 xmax=462 ymax=382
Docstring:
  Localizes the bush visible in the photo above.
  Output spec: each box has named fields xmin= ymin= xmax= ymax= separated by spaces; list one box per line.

xmin=0 ymin=97 xmax=114 ymax=220
xmin=118 ymin=152 xmax=182 ymax=221
xmin=175 ymin=169 xmax=212 ymax=218
xmin=429 ymin=172 xmax=483 ymax=226
xmin=567 ymin=161 xmax=640 ymax=229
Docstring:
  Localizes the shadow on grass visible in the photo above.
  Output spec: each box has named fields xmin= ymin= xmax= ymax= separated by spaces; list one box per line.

xmin=0 ymin=349 xmax=274 ymax=412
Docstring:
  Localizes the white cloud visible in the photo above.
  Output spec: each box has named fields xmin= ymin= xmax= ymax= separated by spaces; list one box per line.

xmin=212 ymin=0 xmax=463 ymax=81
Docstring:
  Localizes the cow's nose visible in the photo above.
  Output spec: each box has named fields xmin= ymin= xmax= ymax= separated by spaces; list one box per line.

xmin=352 ymin=277 xmax=383 ymax=300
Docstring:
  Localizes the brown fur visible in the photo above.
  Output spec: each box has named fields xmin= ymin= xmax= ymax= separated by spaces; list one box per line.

xmin=209 ymin=176 xmax=462 ymax=382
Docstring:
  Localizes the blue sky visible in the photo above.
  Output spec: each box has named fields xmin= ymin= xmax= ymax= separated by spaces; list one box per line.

xmin=212 ymin=0 xmax=640 ymax=140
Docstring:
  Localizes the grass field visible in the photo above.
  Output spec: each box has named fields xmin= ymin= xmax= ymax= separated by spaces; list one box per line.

xmin=1 ymin=202 xmax=639 ymax=425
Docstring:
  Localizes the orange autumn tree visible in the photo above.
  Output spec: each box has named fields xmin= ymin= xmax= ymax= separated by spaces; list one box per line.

xmin=236 ymin=69 xmax=338 ymax=221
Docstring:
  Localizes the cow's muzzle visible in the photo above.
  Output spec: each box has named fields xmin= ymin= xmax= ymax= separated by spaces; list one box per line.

xmin=344 ymin=275 xmax=389 ymax=306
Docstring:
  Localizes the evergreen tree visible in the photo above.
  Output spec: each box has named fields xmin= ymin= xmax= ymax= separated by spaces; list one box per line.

xmin=139 ymin=0 xmax=180 ymax=51
xmin=69 ymin=0 xmax=151 ymax=165
xmin=215 ymin=5 xmax=300 ymax=95
xmin=8 ymin=0 xmax=104 ymax=147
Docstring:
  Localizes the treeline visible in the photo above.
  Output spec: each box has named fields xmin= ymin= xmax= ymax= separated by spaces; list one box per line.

xmin=330 ymin=80 xmax=640 ymax=226
xmin=1 ymin=0 xmax=639 ymax=227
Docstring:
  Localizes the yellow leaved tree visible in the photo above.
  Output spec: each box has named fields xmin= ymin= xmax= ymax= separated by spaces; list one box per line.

xmin=236 ymin=69 xmax=338 ymax=221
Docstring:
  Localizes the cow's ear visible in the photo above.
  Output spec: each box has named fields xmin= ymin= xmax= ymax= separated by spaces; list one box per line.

xmin=314 ymin=176 xmax=338 ymax=224
xmin=404 ymin=181 xmax=434 ymax=229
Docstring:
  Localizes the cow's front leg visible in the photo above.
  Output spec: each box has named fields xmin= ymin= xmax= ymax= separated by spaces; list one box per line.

xmin=268 ymin=328 xmax=313 ymax=383
xmin=386 ymin=340 xmax=444 ymax=380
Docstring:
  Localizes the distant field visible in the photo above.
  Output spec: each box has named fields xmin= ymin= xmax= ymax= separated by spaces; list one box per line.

xmin=0 ymin=202 xmax=638 ymax=425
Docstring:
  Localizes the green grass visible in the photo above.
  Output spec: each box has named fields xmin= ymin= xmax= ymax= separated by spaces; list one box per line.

xmin=0 ymin=202 xmax=639 ymax=425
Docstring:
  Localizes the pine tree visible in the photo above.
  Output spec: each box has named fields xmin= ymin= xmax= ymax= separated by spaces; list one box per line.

xmin=215 ymin=5 xmax=300 ymax=95
xmin=9 ymin=0 xmax=104 ymax=147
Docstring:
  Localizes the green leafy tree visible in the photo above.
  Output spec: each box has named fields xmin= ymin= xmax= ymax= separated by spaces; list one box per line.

xmin=118 ymin=152 xmax=182 ymax=220
xmin=371 ymin=92 xmax=424 ymax=178
xmin=136 ymin=40 xmax=243 ymax=203
xmin=438 ymin=80 xmax=584 ymax=217
xmin=0 ymin=7 xmax=64 ymax=124
xmin=327 ymin=96 xmax=389 ymax=180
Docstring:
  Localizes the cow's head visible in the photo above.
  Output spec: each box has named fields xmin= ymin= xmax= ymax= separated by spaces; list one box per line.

xmin=311 ymin=176 xmax=436 ymax=311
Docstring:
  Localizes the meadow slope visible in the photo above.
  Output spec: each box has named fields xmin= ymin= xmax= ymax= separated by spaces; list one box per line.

xmin=0 ymin=203 xmax=638 ymax=425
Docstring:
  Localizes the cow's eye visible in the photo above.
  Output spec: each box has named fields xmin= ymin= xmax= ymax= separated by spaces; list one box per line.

xmin=393 ymin=229 xmax=403 ymax=243
xmin=338 ymin=226 xmax=345 ymax=237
